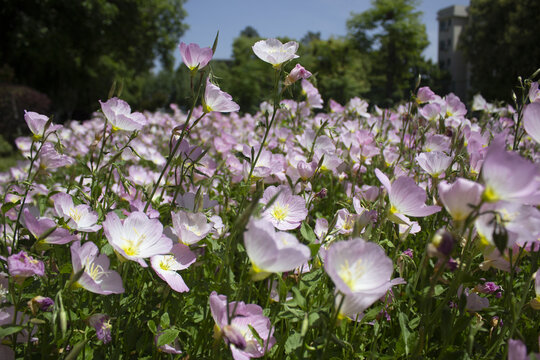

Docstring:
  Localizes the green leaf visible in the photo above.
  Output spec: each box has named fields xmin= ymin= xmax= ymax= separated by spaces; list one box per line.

xmin=59 ymin=263 xmax=72 ymax=274
xmin=308 ymin=243 xmax=321 ymax=258
xmin=291 ymin=287 xmax=306 ymax=309
xmin=160 ymin=312 xmax=170 ymax=329
xmin=1 ymin=201 xmax=19 ymax=214
xmin=65 ymin=340 xmax=88 ymax=360
xmin=300 ymin=222 xmax=317 ymax=243
xmin=157 ymin=328 xmax=179 ymax=347
xmin=147 ymin=320 xmax=157 ymax=335
xmin=398 ymin=313 xmax=411 ymax=356
xmin=0 ymin=325 xmax=24 ymax=338
xmin=284 ymin=332 xmax=302 ymax=354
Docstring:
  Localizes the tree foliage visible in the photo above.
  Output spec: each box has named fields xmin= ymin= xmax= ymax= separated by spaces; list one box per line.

xmin=461 ymin=0 xmax=540 ymax=101
xmin=347 ymin=0 xmax=430 ymax=106
xmin=0 ymin=0 xmax=187 ymax=119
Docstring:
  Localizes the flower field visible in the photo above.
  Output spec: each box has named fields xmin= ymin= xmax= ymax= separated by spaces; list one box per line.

xmin=1 ymin=39 xmax=540 ymax=359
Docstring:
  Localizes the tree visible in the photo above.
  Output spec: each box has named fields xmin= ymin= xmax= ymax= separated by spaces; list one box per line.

xmin=461 ymin=0 xmax=540 ymax=101
xmin=300 ymin=31 xmax=321 ymax=46
xmin=347 ymin=0 xmax=429 ymax=106
xmin=300 ymin=38 xmax=371 ymax=106
xmin=239 ymin=26 xmax=260 ymax=38
xmin=0 ymin=0 xmax=187 ymax=119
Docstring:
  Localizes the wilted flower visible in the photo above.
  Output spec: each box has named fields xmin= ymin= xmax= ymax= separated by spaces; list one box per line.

xmin=458 ymin=286 xmax=489 ymax=312
xmin=179 ymin=42 xmax=212 ymax=71
xmin=252 ymin=38 xmax=299 ymax=69
xmin=209 ymin=292 xmax=276 ymax=360
xmin=103 ymin=211 xmax=172 ymax=267
xmin=70 ymin=241 xmax=124 ymax=295
xmin=203 ymin=79 xmax=240 ymax=113
xmin=8 ymin=251 xmax=45 ymax=278
xmin=244 ymin=218 xmax=310 ymax=281
xmin=88 ymin=314 xmax=112 ymax=344
xmin=28 ymin=296 xmax=54 ymax=315
xmin=99 ymin=97 xmax=147 ymax=132
xmin=150 ymin=243 xmax=196 ymax=293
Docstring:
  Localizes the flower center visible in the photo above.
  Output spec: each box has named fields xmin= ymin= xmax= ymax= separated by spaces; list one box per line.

xmin=159 ymin=256 xmax=176 ymax=271
xmin=482 ymin=186 xmax=500 ymax=203
xmin=338 ymin=259 xmax=365 ymax=292
xmin=86 ymin=260 xmax=107 ymax=283
xmin=69 ymin=207 xmax=82 ymax=223
xmin=271 ymin=202 xmax=289 ymax=221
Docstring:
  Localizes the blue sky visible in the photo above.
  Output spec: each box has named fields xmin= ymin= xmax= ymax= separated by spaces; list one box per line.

xmin=177 ymin=0 xmax=469 ymax=66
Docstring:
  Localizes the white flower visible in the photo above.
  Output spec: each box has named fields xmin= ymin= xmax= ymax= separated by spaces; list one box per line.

xmin=252 ymin=38 xmax=299 ymax=69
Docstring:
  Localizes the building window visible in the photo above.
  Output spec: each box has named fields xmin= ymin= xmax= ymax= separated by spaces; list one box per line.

xmin=447 ymin=58 xmax=451 ymax=67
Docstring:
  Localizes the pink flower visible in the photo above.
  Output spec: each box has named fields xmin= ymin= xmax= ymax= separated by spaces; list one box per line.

xmin=438 ymin=178 xmax=484 ymax=221
xmin=169 ymin=210 xmax=212 ymax=245
xmin=324 ymin=239 xmax=404 ymax=319
xmin=24 ymin=110 xmax=62 ymax=140
xmin=260 ymin=185 xmax=308 ymax=230
xmin=38 ymin=142 xmax=75 ymax=170
xmin=70 ymin=241 xmax=124 ymax=295
xmin=99 ymin=97 xmax=147 ymax=132
xmin=375 ymin=168 xmax=441 ymax=224
xmin=252 ymin=38 xmax=299 ymax=69
xmin=244 ymin=218 xmax=310 ymax=280
xmin=523 ymin=102 xmax=540 ymax=144
xmin=416 ymin=86 xmax=437 ymax=104
xmin=51 ymin=192 xmax=101 ymax=232
xmin=203 ymin=79 xmax=240 ymax=113
xmin=23 ymin=208 xmax=77 ymax=245
xmin=150 ymin=243 xmax=196 ymax=293
xmin=284 ymin=64 xmax=312 ymax=86
xmin=209 ymin=291 xmax=276 ymax=360
xmin=301 ymin=79 xmax=323 ymax=109
xmin=103 ymin=211 xmax=172 ymax=267
xmin=179 ymin=42 xmax=213 ymax=71
xmin=480 ymin=139 xmax=540 ymax=204
xmin=415 ymin=151 xmax=452 ymax=178
xmin=8 ymin=251 xmax=45 ymax=278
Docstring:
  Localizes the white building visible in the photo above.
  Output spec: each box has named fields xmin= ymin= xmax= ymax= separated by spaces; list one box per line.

xmin=437 ymin=5 xmax=470 ymax=100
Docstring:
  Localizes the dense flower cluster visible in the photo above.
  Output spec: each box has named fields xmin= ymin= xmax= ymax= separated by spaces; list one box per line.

xmin=1 ymin=39 xmax=539 ymax=359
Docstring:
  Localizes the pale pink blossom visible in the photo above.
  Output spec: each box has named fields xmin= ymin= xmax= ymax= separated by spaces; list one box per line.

xmin=209 ymin=291 xmax=276 ymax=360
xmin=523 ymin=102 xmax=540 ymax=144
xmin=284 ymin=64 xmax=312 ymax=86
xmin=99 ymin=97 xmax=147 ymax=132
xmin=150 ymin=244 xmax=196 ymax=293
xmin=203 ymin=79 xmax=240 ymax=113
xmin=252 ymin=38 xmax=299 ymax=68
xmin=438 ymin=178 xmax=484 ymax=221
xmin=179 ymin=42 xmax=212 ymax=71
xmin=103 ymin=211 xmax=172 ymax=267
xmin=244 ymin=218 xmax=310 ymax=280
xmin=260 ymin=185 xmax=307 ymax=230
xmin=51 ymin=192 xmax=101 ymax=232
xmin=70 ymin=241 xmax=124 ymax=295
